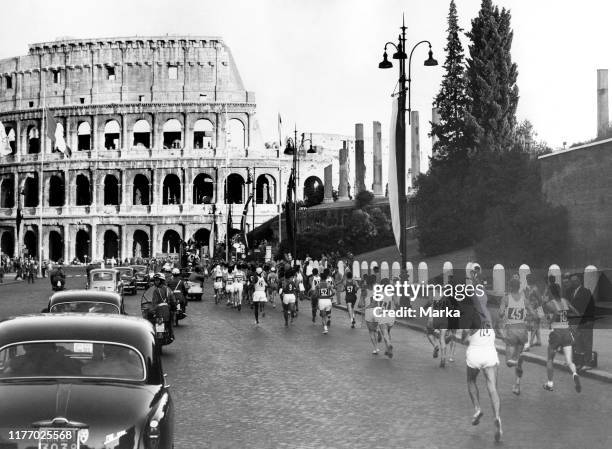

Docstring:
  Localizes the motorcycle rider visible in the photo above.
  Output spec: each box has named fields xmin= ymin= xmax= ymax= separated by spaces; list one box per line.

xmin=167 ymin=268 xmax=188 ymax=325
xmin=142 ymin=273 xmax=177 ymax=341
xmin=50 ymin=264 xmax=66 ymax=291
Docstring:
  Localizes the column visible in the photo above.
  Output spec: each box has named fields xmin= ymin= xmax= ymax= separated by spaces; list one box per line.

xmin=122 ymin=114 xmax=129 ymax=150
xmin=120 ymin=225 xmax=128 ymax=262
xmin=64 ymin=169 xmax=72 ymax=207
xmin=14 ymin=121 xmax=21 ymax=161
xmin=150 ymin=169 xmax=156 ymax=205
xmin=90 ymin=223 xmax=97 ymax=261
xmin=90 ymin=170 xmax=97 ymax=207
xmin=410 ymin=111 xmax=420 ymax=189
xmin=372 ymin=121 xmax=383 ymax=196
xmin=338 ymin=141 xmax=349 ymax=200
xmin=63 ymin=223 xmax=71 ymax=263
xmin=150 ymin=223 xmax=158 ymax=257
xmin=355 ymin=123 xmax=366 ymax=194
xmin=91 ymin=115 xmax=98 ymax=152
xmin=183 ymin=168 xmax=192 ymax=206
xmin=598 ymin=69 xmax=609 ymax=137
xmin=323 ymin=164 xmax=333 ymax=203
xmin=151 ymin=114 xmax=156 ymax=150
xmin=120 ymin=170 xmax=126 ymax=207
xmin=70 ymin=117 xmax=78 ymax=152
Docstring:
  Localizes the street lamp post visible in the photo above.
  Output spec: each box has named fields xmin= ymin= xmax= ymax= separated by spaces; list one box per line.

xmin=378 ymin=15 xmax=437 ymax=268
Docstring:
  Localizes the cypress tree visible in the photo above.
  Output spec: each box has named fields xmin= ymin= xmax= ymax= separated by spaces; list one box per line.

xmin=464 ymin=0 xmax=519 ymax=154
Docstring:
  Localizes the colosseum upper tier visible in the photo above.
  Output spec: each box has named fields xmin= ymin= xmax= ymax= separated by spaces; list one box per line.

xmin=0 ymin=35 xmax=302 ymax=262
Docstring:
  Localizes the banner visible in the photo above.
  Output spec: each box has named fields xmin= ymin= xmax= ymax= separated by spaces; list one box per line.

xmin=388 ymin=100 xmax=401 ymax=251
xmin=240 ymin=193 xmax=253 ymax=248
xmin=0 ymin=121 xmax=12 ymax=156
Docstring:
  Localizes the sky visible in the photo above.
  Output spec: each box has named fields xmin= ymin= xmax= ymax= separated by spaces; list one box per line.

xmin=1 ymin=0 xmax=610 ymax=163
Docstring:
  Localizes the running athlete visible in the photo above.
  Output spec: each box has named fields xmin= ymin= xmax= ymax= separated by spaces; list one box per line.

xmin=246 ymin=267 xmax=257 ymax=307
xmin=344 ymin=271 xmax=359 ymax=328
xmin=425 ymin=290 xmax=453 ymax=367
xmin=498 ymin=277 xmax=535 ymax=395
xmin=314 ymin=269 xmax=336 ymax=334
xmin=363 ymin=287 xmax=382 ymax=354
xmin=310 ymin=268 xmax=322 ymax=323
xmin=462 ymin=284 xmax=502 ymax=443
xmin=280 ymin=269 xmax=298 ymax=327
xmin=252 ymin=268 xmax=268 ymax=324
xmin=222 ymin=263 xmax=230 ymax=306
xmin=233 ymin=264 xmax=245 ymax=311
xmin=542 ymin=283 xmax=582 ymax=393
xmin=213 ymin=264 xmax=224 ymax=305
xmin=267 ymin=266 xmax=279 ymax=308
xmin=377 ymin=278 xmax=396 ymax=358
xmin=225 ymin=266 xmax=236 ymax=308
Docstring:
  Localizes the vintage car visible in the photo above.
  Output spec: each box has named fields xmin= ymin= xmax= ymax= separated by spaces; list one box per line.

xmin=87 ymin=268 xmax=123 ymax=296
xmin=131 ymin=265 xmax=150 ymax=289
xmin=115 ymin=267 xmax=137 ymax=295
xmin=0 ymin=314 xmax=174 ymax=448
xmin=45 ymin=290 xmax=125 ymax=314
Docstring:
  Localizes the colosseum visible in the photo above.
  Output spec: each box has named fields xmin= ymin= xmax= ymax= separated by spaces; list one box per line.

xmin=0 ymin=35 xmax=331 ymax=263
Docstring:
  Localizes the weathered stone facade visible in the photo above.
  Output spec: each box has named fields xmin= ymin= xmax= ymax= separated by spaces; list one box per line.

xmin=0 ymin=36 xmax=294 ymax=262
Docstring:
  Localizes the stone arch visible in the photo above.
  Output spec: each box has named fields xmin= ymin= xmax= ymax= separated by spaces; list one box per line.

xmin=48 ymin=230 xmax=63 ymax=262
xmin=75 ymin=174 xmax=91 ymax=206
xmin=193 ymin=173 xmax=214 ymax=204
xmin=103 ymin=174 xmax=120 ymax=205
xmin=104 ymin=120 xmax=121 ymax=150
xmin=77 ymin=121 xmax=91 ymax=151
xmin=193 ymin=119 xmax=213 ymax=149
xmin=3 ymin=124 xmax=16 ymax=154
xmin=304 ymin=176 xmax=323 ymax=206
xmin=133 ymin=174 xmax=150 ymax=206
xmin=22 ymin=175 xmax=39 ymax=207
xmin=48 ymin=174 xmax=64 ymax=207
xmin=193 ymin=228 xmax=210 ymax=246
xmin=23 ymin=229 xmax=37 ymax=257
xmin=161 ymin=229 xmax=181 ymax=253
xmin=162 ymin=174 xmax=181 ymax=205
xmin=75 ymin=229 xmax=90 ymax=262
xmin=0 ymin=176 xmax=14 ymax=208
xmin=225 ymin=173 xmax=245 ymax=204
xmin=256 ymin=174 xmax=276 ymax=204
xmin=27 ymin=125 xmax=40 ymax=154
xmin=163 ymin=118 xmax=183 ymax=149
xmin=133 ymin=229 xmax=150 ymax=258
xmin=133 ymin=119 xmax=151 ymax=149
xmin=103 ymin=229 xmax=119 ymax=259
xmin=227 ymin=118 xmax=245 ymax=149
xmin=1 ymin=230 xmax=14 ymax=257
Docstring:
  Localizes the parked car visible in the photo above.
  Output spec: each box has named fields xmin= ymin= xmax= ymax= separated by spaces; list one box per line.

xmin=87 ymin=268 xmax=123 ymax=296
xmin=0 ymin=314 xmax=174 ymax=448
xmin=116 ymin=267 xmax=137 ymax=295
xmin=131 ymin=265 xmax=150 ymax=289
xmin=45 ymin=290 xmax=125 ymax=314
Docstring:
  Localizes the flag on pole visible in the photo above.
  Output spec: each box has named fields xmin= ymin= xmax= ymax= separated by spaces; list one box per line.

xmin=0 ymin=121 xmax=13 ymax=156
xmin=45 ymin=109 xmax=57 ymax=141
xmin=278 ymin=113 xmax=283 ymax=149
xmin=226 ymin=203 xmax=233 ymax=244
xmin=285 ymin=170 xmax=295 ymax=252
xmin=388 ymin=100 xmax=401 ymax=251
xmin=241 ymin=193 xmax=253 ymax=248
xmin=54 ymin=124 xmax=71 ymax=157
xmin=208 ymin=216 xmax=216 ymax=259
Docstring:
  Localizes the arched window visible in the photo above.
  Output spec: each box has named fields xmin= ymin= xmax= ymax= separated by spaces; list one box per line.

xmin=227 ymin=119 xmax=245 ymax=149
xmin=75 ymin=229 xmax=90 ymax=262
xmin=193 ymin=228 xmax=210 ymax=246
xmin=193 ymin=173 xmax=214 ymax=204
xmin=48 ymin=175 xmax=65 ymax=207
xmin=0 ymin=177 xmax=14 ymax=208
xmin=3 ymin=125 xmax=16 ymax=154
xmin=193 ymin=119 xmax=214 ymax=149
xmin=133 ymin=119 xmax=151 ymax=149
xmin=48 ymin=230 xmax=63 ymax=262
xmin=104 ymin=120 xmax=120 ymax=150
xmin=103 ymin=230 xmax=119 ymax=259
xmin=103 ymin=175 xmax=119 ymax=205
xmin=23 ymin=176 xmax=39 ymax=207
xmin=162 ymin=229 xmax=181 ymax=253
xmin=225 ymin=173 xmax=245 ymax=204
xmin=75 ymin=174 xmax=91 ymax=206
xmin=163 ymin=119 xmax=182 ymax=149
xmin=1 ymin=231 xmax=14 ymax=257
xmin=27 ymin=126 xmax=40 ymax=154
xmin=133 ymin=174 xmax=150 ymax=206
xmin=162 ymin=174 xmax=181 ymax=205
xmin=304 ymin=176 xmax=324 ymax=206
xmin=133 ymin=230 xmax=150 ymax=258
xmin=24 ymin=230 xmax=37 ymax=258
xmin=256 ymin=174 xmax=276 ymax=204
xmin=77 ymin=122 xmax=91 ymax=151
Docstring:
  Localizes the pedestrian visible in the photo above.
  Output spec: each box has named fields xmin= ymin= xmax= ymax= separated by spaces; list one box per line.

xmin=314 ymin=268 xmax=336 ymax=334
xmin=525 ymin=274 xmax=544 ymax=347
xmin=377 ymin=278 xmax=397 ymax=358
xmin=309 ymin=268 xmax=321 ymax=323
xmin=252 ymin=267 xmax=268 ymax=324
xmin=462 ymin=281 xmax=502 ymax=443
xmin=344 ymin=271 xmax=358 ymax=328
xmin=542 ymin=283 xmax=582 ymax=393
xmin=267 ymin=266 xmax=279 ymax=309
xmin=498 ymin=277 xmax=534 ymax=396
xmin=568 ymin=274 xmax=596 ymax=370
xmin=280 ymin=269 xmax=298 ymax=327
xmin=363 ymin=284 xmax=381 ymax=354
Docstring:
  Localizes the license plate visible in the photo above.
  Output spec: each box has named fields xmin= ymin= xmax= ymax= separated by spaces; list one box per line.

xmin=155 ymin=323 xmax=165 ymax=332
xmin=38 ymin=428 xmax=80 ymax=449
xmin=97 ymin=286 xmax=106 ymax=291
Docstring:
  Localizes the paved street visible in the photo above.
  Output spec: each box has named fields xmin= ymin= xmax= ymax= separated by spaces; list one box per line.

xmin=1 ymin=271 xmax=611 ymax=449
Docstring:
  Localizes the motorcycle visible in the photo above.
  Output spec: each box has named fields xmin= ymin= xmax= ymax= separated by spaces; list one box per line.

xmin=51 ymin=278 xmax=65 ymax=291
xmin=142 ymin=301 xmax=174 ymax=353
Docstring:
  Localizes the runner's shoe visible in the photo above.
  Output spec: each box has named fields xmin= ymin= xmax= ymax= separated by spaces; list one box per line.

xmin=512 ymin=384 xmax=520 ymax=396
xmin=574 ymin=374 xmax=582 ymax=393
xmin=439 ymin=358 xmax=445 ymax=368
xmin=494 ymin=418 xmax=503 ymax=442
xmin=433 ymin=346 xmax=439 ymax=358
xmin=323 ymin=325 xmax=328 ymax=334
xmin=543 ymin=382 xmax=554 ymax=391
xmin=471 ymin=410 xmax=483 ymax=426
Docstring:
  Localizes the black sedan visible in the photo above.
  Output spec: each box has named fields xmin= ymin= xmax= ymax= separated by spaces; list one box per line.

xmin=45 ymin=290 xmax=125 ymax=314
xmin=131 ymin=265 xmax=150 ymax=290
xmin=0 ymin=314 xmax=174 ymax=449
xmin=116 ymin=267 xmax=137 ymax=295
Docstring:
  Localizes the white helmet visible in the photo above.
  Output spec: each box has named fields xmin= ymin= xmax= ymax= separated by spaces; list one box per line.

xmin=172 ymin=268 xmax=180 ymax=275
xmin=256 ymin=267 xmax=263 ymax=274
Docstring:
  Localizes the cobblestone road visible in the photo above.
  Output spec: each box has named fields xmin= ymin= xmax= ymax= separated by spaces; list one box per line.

xmin=1 ymin=271 xmax=611 ymax=449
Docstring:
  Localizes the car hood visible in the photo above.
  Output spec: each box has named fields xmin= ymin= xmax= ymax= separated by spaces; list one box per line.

xmin=0 ymin=382 xmax=163 ymax=449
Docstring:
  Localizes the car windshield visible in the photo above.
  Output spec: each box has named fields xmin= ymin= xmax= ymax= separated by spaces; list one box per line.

xmin=49 ymin=302 xmax=120 ymax=314
xmin=0 ymin=341 xmax=145 ymax=381
xmin=92 ymin=272 xmax=113 ymax=281
xmin=117 ymin=269 xmax=132 ymax=275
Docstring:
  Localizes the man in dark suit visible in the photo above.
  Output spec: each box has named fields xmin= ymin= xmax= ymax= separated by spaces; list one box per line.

xmin=569 ymin=275 xmax=596 ymax=369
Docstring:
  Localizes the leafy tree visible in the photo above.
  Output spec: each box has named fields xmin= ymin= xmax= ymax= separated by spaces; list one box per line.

xmin=464 ymin=0 xmax=519 ymax=154
xmin=355 ymin=190 xmax=374 ymax=209
xmin=431 ymin=0 xmax=470 ymax=164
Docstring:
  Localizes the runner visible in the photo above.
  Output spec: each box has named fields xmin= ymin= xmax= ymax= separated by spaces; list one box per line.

xmin=252 ymin=267 xmax=268 ymax=324
xmin=267 ymin=266 xmax=279 ymax=308
xmin=344 ymin=271 xmax=359 ymax=328
xmin=498 ymin=277 xmax=535 ymax=395
xmin=377 ymin=278 xmax=396 ymax=358
xmin=463 ymin=283 xmax=502 ymax=443
xmin=314 ymin=269 xmax=336 ymax=334
xmin=363 ymin=285 xmax=381 ymax=354
xmin=425 ymin=290 xmax=451 ymax=367
xmin=212 ymin=264 xmax=224 ymax=305
xmin=542 ymin=283 xmax=582 ymax=393
xmin=222 ymin=263 xmax=230 ymax=306
xmin=280 ymin=269 xmax=297 ymax=327
xmin=309 ymin=268 xmax=322 ymax=324
xmin=233 ymin=264 xmax=245 ymax=311
xmin=225 ymin=265 xmax=236 ymax=308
